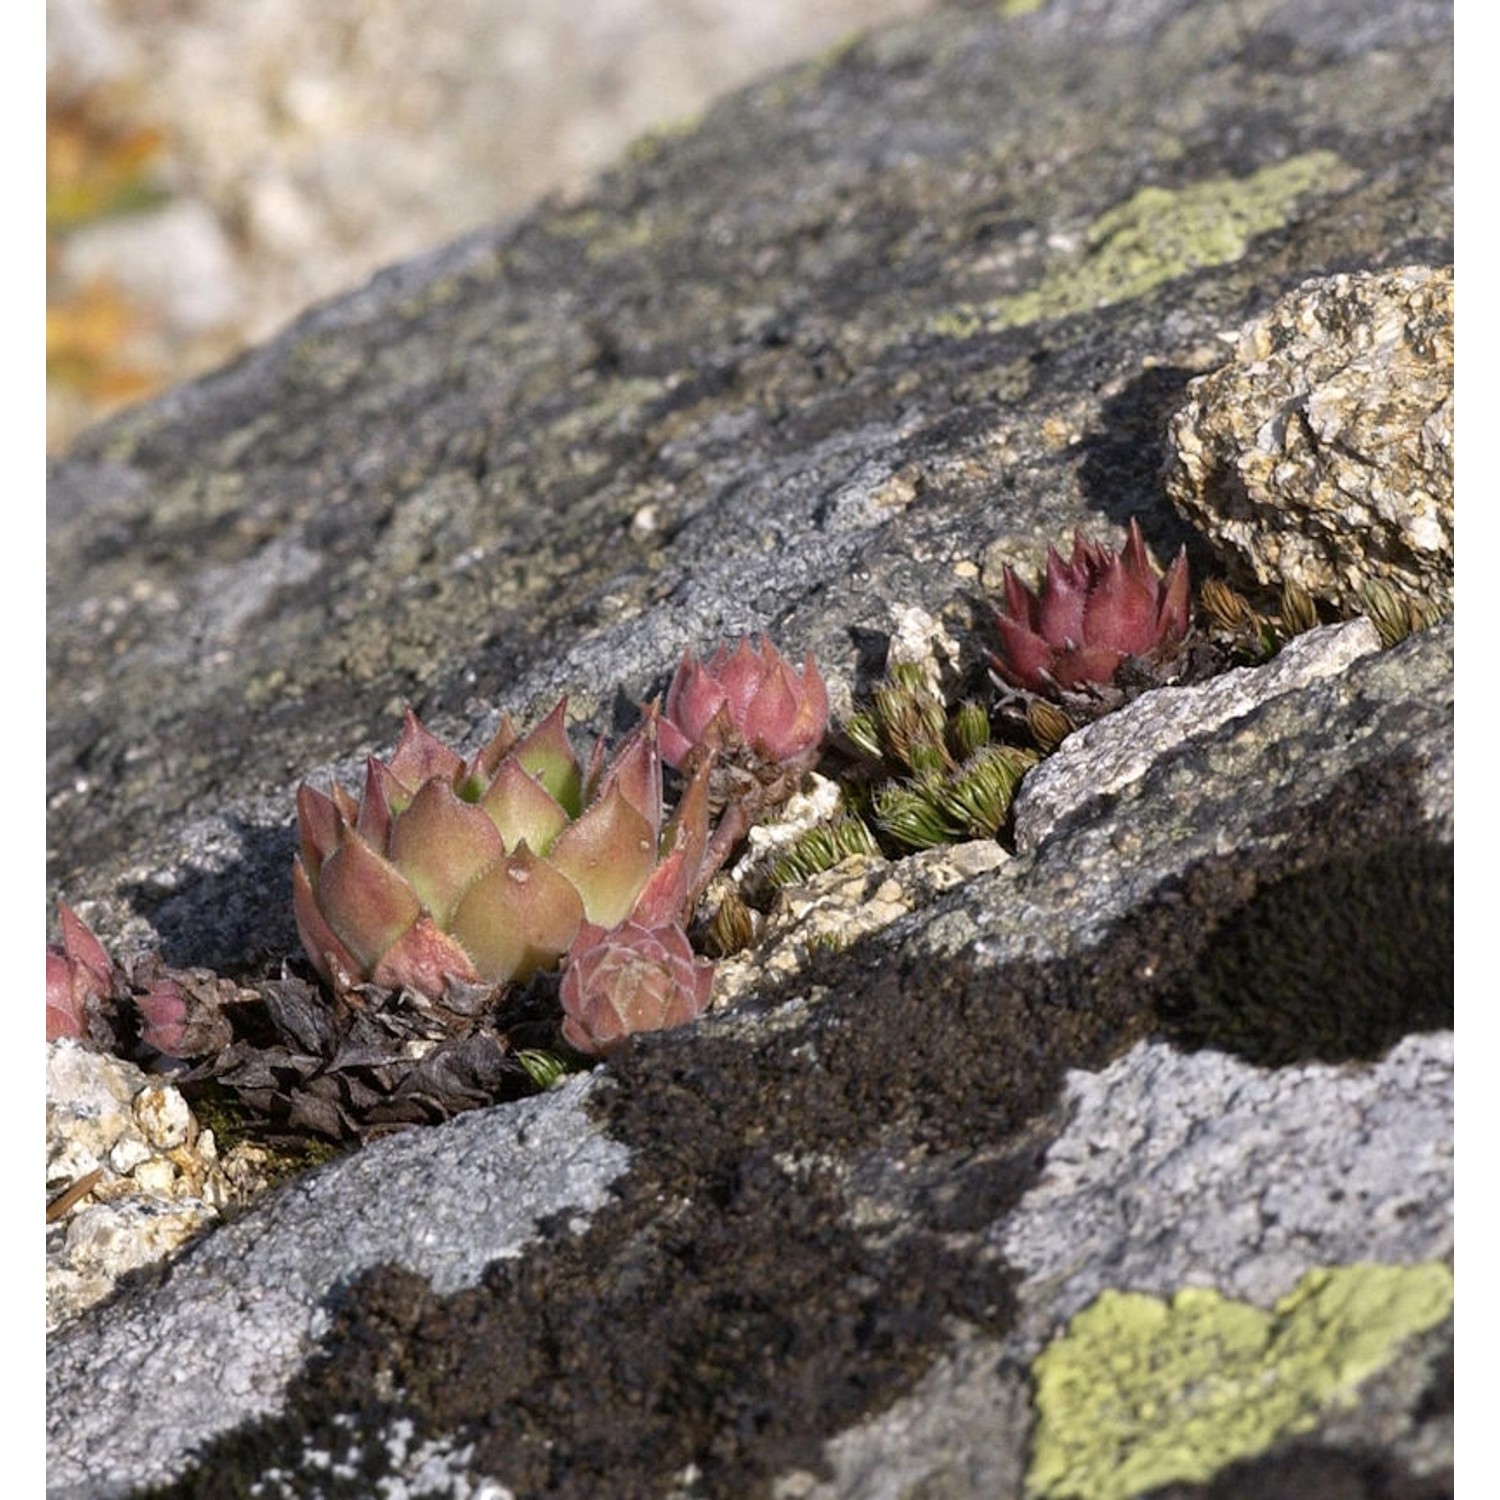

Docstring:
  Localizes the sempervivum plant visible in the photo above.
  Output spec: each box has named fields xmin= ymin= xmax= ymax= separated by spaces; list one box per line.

xmin=294 ymin=701 xmax=712 ymax=997
xmin=990 ymin=518 xmax=1190 ymax=697
xmin=560 ymin=919 xmax=715 ymax=1056
xmin=660 ymin=636 xmax=829 ymax=778
xmin=47 ymin=902 xmax=245 ymax=1058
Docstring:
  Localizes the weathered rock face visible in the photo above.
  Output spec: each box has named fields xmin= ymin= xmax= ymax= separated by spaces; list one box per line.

xmin=46 ymin=0 xmax=1452 ymax=1496
xmin=1165 ymin=265 xmax=1454 ymax=616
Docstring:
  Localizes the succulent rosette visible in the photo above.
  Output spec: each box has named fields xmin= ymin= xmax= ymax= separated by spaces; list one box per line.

xmin=660 ymin=635 xmax=829 ymax=774
xmin=990 ymin=518 xmax=1190 ymax=694
xmin=294 ymin=701 xmax=709 ymax=997
xmin=559 ymin=919 xmax=715 ymax=1056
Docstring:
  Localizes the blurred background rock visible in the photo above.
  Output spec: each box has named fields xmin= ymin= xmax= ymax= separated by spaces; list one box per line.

xmin=46 ymin=0 xmax=941 ymax=452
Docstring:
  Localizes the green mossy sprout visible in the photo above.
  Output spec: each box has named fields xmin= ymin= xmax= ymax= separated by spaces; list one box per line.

xmin=1199 ymin=576 xmax=1338 ymax=664
xmin=1359 ymin=578 xmax=1443 ymax=649
xmin=514 ymin=1048 xmax=576 ymax=1090
xmin=1279 ymin=578 xmax=1320 ymax=637
xmin=770 ymin=816 xmax=882 ymax=888
xmin=844 ymin=663 xmax=1038 ymax=853
xmin=706 ymin=888 xmax=758 ymax=955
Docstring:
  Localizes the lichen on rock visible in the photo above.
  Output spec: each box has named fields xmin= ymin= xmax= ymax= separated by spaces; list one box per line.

xmin=1025 ymin=1262 xmax=1454 ymax=1500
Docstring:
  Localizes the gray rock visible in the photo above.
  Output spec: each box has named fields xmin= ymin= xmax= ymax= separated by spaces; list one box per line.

xmin=46 ymin=0 xmax=1453 ymax=1494
xmin=1011 ymin=618 xmax=1384 ymax=856
xmin=1165 ymin=265 xmax=1454 ymax=615
xmin=46 ymin=1075 xmax=628 ymax=1497
xmin=1000 ymin=1032 xmax=1454 ymax=1343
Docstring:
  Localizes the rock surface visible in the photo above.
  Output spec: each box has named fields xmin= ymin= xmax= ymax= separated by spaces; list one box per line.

xmin=45 ymin=1044 xmax=272 ymax=1332
xmin=46 ymin=0 xmax=1453 ymax=1495
xmin=1165 ymin=265 xmax=1454 ymax=615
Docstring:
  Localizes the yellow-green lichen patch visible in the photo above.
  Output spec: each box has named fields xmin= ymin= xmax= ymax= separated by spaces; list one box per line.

xmin=1025 ymin=1261 xmax=1453 ymax=1500
xmin=946 ymin=151 xmax=1352 ymax=338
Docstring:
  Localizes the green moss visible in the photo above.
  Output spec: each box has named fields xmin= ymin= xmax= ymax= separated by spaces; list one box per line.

xmin=1025 ymin=1262 xmax=1454 ymax=1500
xmin=945 ymin=152 xmax=1353 ymax=337
xmin=1167 ymin=838 xmax=1453 ymax=1067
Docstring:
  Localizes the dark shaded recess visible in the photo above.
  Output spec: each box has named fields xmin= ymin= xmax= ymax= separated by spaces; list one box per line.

xmin=1074 ymin=362 xmax=1206 ymax=566
xmin=1151 ymin=751 xmax=1453 ymax=1068
xmin=123 ymin=819 xmax=299 ymax=972
xmin=1164 ymin=838 xmax=1452 ymax=1067
xmin=1142 ymin=1444 xmax=1451 ymax=1500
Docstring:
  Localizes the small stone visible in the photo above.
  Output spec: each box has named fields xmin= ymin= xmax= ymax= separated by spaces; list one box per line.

xmin=1164 ymin=265 xmax=1452 ymax=617
xmin=130 ymin=1158 xmax=181 ymax=1196
xmin=108 ymin=1136 xmax=153 ymax=1175
xmin=133 ymin=1082 xmax=195 ymax=1151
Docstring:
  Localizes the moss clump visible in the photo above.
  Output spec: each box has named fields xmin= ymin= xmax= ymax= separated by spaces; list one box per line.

xmin=1164 ymin=838 xmax=1453 ymax=1067
xmin=1026 ymin=1262 xmax=1454 ymax=1500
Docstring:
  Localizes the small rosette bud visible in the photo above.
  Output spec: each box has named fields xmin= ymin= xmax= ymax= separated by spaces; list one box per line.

xmin=989 ymin=518 xmax=1190 ymax=695
xmin=660 ymin=635 xmax=829 ymax=774
xmin=559 ymin=919 xmax=715 ymax=1056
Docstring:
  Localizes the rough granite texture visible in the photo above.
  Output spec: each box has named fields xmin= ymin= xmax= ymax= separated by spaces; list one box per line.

xmin=45 ymin=0 xmax=1453 ymax=1495
xmin=1164 ymin=266 xmax=1453 ymax=615
xmin=1001 ymin=1033 xmax=1455 ymax=1341
xmin=46 ymin=1075 xmax=629 ymax=1496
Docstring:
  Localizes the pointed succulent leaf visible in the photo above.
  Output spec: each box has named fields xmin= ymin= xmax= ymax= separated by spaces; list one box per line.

xmin=1080 ymin=564 xmax=1157 ymax=658
xmin=45 ymin=903 xmax=117 ymax=1042
xmin=630 ymin=755 xmax=713 ymax=927
xmin=370 ymin=914 xmax=483 ymax=994
xmin=388 ymin=778 xmax=507 ymax=927
xmin=509 ymin=699 xmax=583 ymax=815
xmin=1052 ymin=643 xmax=1127 ymax=689
xmin=993 ymin=616 xmax=1060 ymax=689
xmin=292 ymin=857 xmax=366 ymax=988
xmin=447 ymin=844 xmax=585 ymax=983
xmin=743 ymin=652 xmax=812 ymax=761
xmin=1037 ymin=548 xmax=1089 ymax=645
xmin=1082 ymin=531 xmax=1163 ymax=657
xmin=478 ymin=758 xmax=572 ymax=856
xmin=657 ymin=714 xmax=697 ymax=770
xmin=1157 ymin=548 xmax=1192 ymax=640
xmin=311 ymin=828 xmax=425 ymax=975
xmin=1001 ymin=566 xmax=1039 ymax=630
xmin=46 ymin=951 xmax=87 ymax=1041
xmin=548 ymin=783 xmax=658 ymax=927
xmin=463 ymin=710 xmax=521 ymax=794
xmin=595 ymin=708 xmax=663 ymax=832
xmin=296 ymin=784 xmax=343 ymax=877
xmin=662 ymin=650 xmax=726 ymax=757
xmin=59 ymin=902 xmax=116 ymax=993
xmin=354 ymin=758 xmax=410 ymax=850
xmin=386 ymin=709 xmax=466 ymax=791
xmin=716 ymin=638 xmax=769 ymax=721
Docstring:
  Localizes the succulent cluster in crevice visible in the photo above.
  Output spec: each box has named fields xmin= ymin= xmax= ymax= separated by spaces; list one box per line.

xmin=48 ymin=510 xmax=1446 ymax=1148
xmin=49 ymin=636 xmax=833 ymax=1141
xmin=143 ymin=740 xmax=1454 ymax=1499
